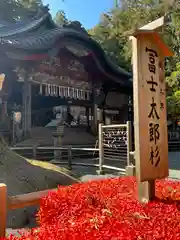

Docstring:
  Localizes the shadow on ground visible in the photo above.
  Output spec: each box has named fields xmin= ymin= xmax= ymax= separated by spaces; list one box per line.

xmin=168 ymin=152 xmax=180 ymax=170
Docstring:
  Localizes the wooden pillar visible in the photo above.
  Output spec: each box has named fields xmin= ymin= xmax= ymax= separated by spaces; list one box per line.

xmin=92 ymin=88 xmax=98 ymax=133
xmin=0 ymin=78 xmax=8 ymax=123
xmin=105 ymin=114 xmax=111 ymax=125
xmin=98 ymin=123 xmax=104 ymax=174
xmin=97 ymin=108 xmax=103 ymax=122
xmin=128 ymin=95 xmax=133 ymax=122
xmin=22 ymin=74 xmax=31 ymax=136
xmin=86 ymin=107 xmax=90 ymax=128
xmin=93 ymin=104 xmax=98 ymax=132
xmin=0 ymin=70 xmax=14 ymax=123
xmin=0 ymin=98 xmax=7 ymax=121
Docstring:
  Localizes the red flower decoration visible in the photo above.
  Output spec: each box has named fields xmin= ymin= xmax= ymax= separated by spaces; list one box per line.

xmin=4 ymin=177 xmax=180 ymax=240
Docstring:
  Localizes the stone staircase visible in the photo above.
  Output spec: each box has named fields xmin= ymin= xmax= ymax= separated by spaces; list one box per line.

xmin=13 ymin=126 xmax=97 ymax=161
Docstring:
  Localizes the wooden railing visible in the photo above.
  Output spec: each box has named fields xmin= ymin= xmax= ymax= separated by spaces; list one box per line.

xmin=11 ymin=145 xmax=99 ymax=162
xmin=0 ymin=184 xmax=56 ymax=238
xmin=98 ymin=122 xmax=133 ymax=174
xmin=168 ymin=141 xmax=180 ymax=152
xmin=10 ymin=145 xmax=130 ymax=173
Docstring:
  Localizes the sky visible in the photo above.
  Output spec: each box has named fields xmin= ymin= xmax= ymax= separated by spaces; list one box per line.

xmin=42 ymin=0 xmax=114 ymax=29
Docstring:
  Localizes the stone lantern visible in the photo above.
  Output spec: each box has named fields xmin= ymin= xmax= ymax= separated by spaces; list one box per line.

xmin=52 ymin=119 xmax=65 ymax=161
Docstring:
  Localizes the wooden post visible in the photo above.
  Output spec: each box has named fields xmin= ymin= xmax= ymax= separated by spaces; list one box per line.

xmin=0 ymin=184 xmax=7 ymax=238
xmin=92 ymin=87 xmax=98 ymax=133
xmin=105 ymin=115 xmax=111 ymax=125
xmin=12 ymin=111 xmax=15 ymax=145
xmin=126 ymin=121 xmax=132 ymax=165
xmin=130 ymin=17 xmax=173 ymax=202
xmin=22 ymin=73 xmax=31 ymax=136
xmin=86 ymin=107 xmax=90 ymax=129
xmin=68 ymin=146 xmax=72 ymax=170
xmin=98 ymin=123 xmax=104 ymax=174
xmin=53 ymin=124 xmax=64 ymax=162
xmin=1 ymin=99 xmax=7 ymax=121
xmin=138 ymin=180 xmax=155 ymax=203
xmin=33 ymin=145 xmax=37 ymax=159
xmin=53 ymin=133 xmax=57 ymax=161
xmin=126 ymin=121 xmax=136 ymax=176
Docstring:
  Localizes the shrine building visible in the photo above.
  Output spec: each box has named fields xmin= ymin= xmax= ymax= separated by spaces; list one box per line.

xmin=0 ymin=6 xmax=132 ymax=145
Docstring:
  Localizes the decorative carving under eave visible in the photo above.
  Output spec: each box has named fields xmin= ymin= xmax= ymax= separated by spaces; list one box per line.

xmin=29 ymin=72 xmax=92 ymax=90
xmin=15 ymin=55 xmax=90 ymax=83
xmin=35 ymin=56 xmax=89 ymax=81
xmin=15 ymin=66 xmax=93 ymax=101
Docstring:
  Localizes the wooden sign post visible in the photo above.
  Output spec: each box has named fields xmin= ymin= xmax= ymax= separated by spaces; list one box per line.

xmin=130 ymin=17 xmax=173 ymax=202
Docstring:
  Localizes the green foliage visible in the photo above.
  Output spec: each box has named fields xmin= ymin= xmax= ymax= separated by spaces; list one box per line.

xmin=54 ymin=10 xmax=69 ymax=26
xmin=88 ymin=1 xmax=180 ymax=121
xmin=167 ymin=90 xmax=180 ymax=121
xmin=88 ymin=11 xmax=132 ymax=71
xmin=166 ymin=63 xmax=180 ymax=92
xmin=88 ymin=1 xmax=180 ymax=73
xmin=166 ymin=63 xmax=180 ymax=121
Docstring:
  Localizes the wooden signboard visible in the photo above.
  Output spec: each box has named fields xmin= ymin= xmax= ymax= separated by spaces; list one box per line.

xmin=130 ymin=17 xmax=173 ymax=188
xmin=132 ymin=33 xmax=170 ymax=182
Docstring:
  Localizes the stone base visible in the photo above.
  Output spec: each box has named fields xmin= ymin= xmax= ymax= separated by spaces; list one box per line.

xmin=96 ymin=169 xmax=105 ymax=175
xmin=125 ymin=165 xmax=136 ymax=176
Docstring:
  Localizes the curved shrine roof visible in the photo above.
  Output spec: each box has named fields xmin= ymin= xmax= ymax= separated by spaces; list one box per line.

xmin=0 ymin=6 xmax=132 ymax=88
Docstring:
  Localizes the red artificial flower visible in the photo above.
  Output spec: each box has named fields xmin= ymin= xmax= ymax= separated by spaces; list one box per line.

xmin=4 ymin=177 xmax=180 ymax=240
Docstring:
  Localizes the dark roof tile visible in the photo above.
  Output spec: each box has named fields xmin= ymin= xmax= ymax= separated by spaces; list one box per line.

xmin=0 ymin=7 xmax=132 ymax=86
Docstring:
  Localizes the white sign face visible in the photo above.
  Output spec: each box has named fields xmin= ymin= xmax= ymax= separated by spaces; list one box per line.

xmin=133 ymin=34 xmax=169 ymax=182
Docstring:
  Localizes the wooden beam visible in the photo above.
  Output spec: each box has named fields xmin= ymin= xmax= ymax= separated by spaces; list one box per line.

xmin=8 ymin=188 xmax=57 ymax=210
xmin=125 ymin=15 xmax=171 ymax=36
xmin=139 ymin=15 xmax=170 ymax=31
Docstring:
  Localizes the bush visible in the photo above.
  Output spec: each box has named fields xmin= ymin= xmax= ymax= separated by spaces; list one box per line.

xmin=5 ymin=177 xmax=180 ymax=240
